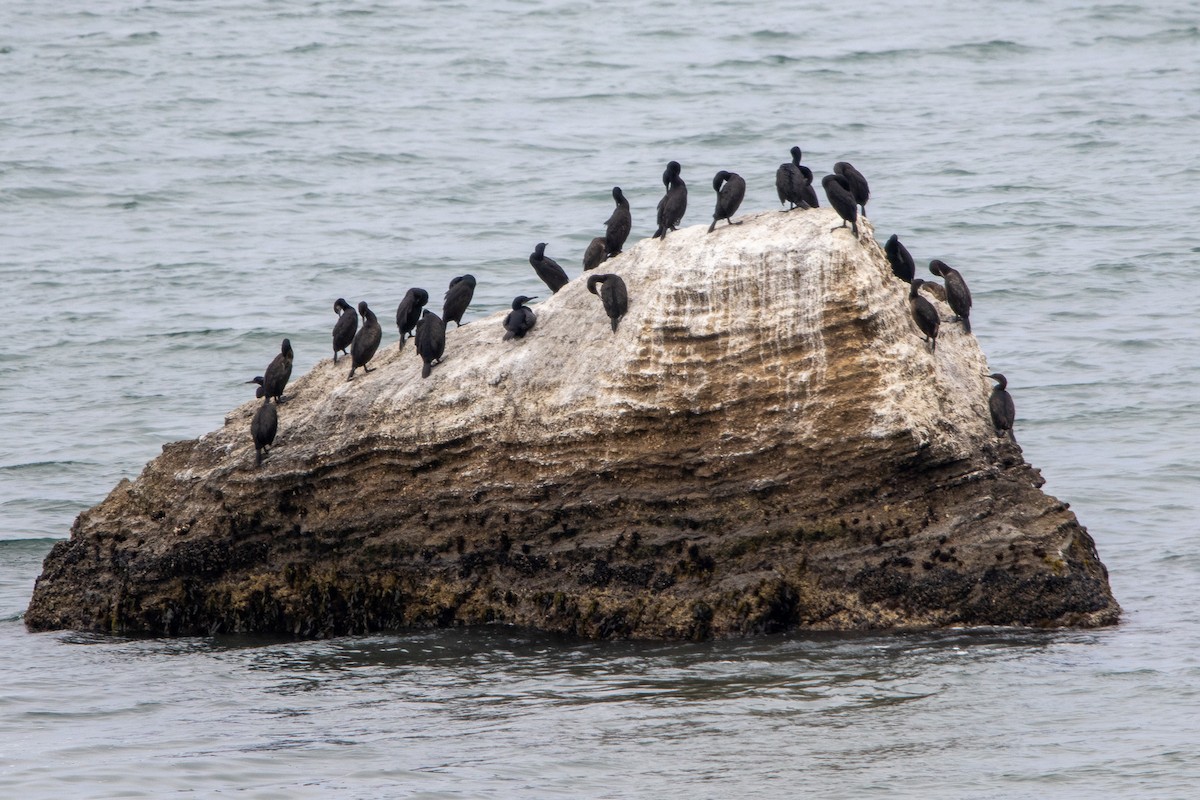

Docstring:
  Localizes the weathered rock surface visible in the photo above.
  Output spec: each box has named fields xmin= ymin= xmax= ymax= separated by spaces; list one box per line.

xmin=26 ymin=210 xmax=1119 ymax=638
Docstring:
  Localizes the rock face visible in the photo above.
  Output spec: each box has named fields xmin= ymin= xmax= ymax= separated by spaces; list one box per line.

xmin=26 ymin=210 xmax=1119 ymax=638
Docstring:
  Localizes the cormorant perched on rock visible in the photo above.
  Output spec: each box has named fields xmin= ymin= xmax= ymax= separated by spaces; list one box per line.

xmin=834 ymin=161 xmax=870 ymax=214
xmin=653 ymin=161 xmax=687 ymax=239
xmin=822 ymin=174 xmax=859 ymax=237
xmin=708 ymin=170 xmax=746 ymax=233
xmin=884 ymin=235 xmax=916 ymax=283
xmin=530 ymin=243 xmax=569 ymax=293
xmin=395 ymin=288 xmax=429 ymax=350
xmin=414 ymin=309 xmax=446 ymax=378
xmin=929 ymin=260 xmax=973 ymax=333
xmin=262 ymin=338 xmax=293 ymax=403
xmin=775 ymin=146 xmax=813 ymax=211
xmin=503 ymin=296 xmax=538 ymax=340
xmin=583 ymin=236 xmax=607 ymax=271
xmin=442 ymin=274 xmax=476 ymax=327
xmin=331 ymin=298 xmax=357 ymax=363
xmin=987 ymin=373 xmax=1017 ymax=441
xmin=605 ymin=187 xmax=632 ymax=257
xmin=586 ymin=273 xmax=629 ymax=333
xmin=348 ymin=301 xmax=381 ymax=379
xmin=908 ymin=279 xmax=939 ymax=351
xmin=250 ymin=394 xmax=277 ymax=466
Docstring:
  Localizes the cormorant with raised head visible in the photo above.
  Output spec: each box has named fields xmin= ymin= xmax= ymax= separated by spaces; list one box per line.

xmin=530 ymin=242 xmax=569 ymax=293
xmin=414 ymin=309 xmax=446 ymax=378
xmin=442 ymin=274 xmax=476 ymax=327
xmin=250 ymin=389 xmax=277 ymax=466
xmin=929 ymin=260 xmax=972 ymax=333
xmin=605 ymin=187 xmax=632 ymax=257
xmin=583 ymin=236 xmax=607 ymax=271
xmin=708 ymin=170 xmax=746 ymax=233
xmin=884 ymin=235 xmax=916 ymax=283
xmin=987 ymin=373 xmax=1017 ymax=441
xmin=262 ymin=338 xmax=293 ymax=403
xmin=775 ymin=146 xmax=811 ymax=211
xmin=395 ymin=287 xmax=429 ymax=350
xmin=653 ymin=161 xmax=687 ymax=239
xmin=503 ymin=296 xmax=538 ymax=340
xmin=331 ymin=298 xmax=357 ymax=363
xmin=348 ymin=301 xmax=382 ymax=379
xmin=834 ymin=161 xmax=870 ymax=214
xmin=908 ymin=279 xmax=939 ymax=351
xmin=822 ymin=174 xmax=859 ymax=237
xmin=586 ymin=273 xmax=629 ymax=332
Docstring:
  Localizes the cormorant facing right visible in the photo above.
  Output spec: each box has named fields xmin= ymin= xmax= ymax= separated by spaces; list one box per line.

xmin=414 ymin=309 xmax=446 ymax=378
xmin=395 ymin=287 xmax=429 ymax=350
xmin=331 ymin=298 xmax=358 ymax=363
xmin=822 ymin=174 xmax=859 ymax=237
xmin=583 ymin=236 xmax=608 ymax=271
xmin=775 ymin=146 xmax=811 ymax=211
xmin=884 ymin=235 xmax=916 ymax=283
xmin=987 ymin=373 xmax=1017 ymax=441
xmin=605 ymin=187 xmax=632 ymax=256
xmin=530 ymin=243 xmax=570 ymax=293
xmin=653 ymin=161 xmax=687 ymax=238
xmin=348 ymin=301 xmax=382 ymax=380
xmin=929 ymin=260 xmax=973 ymax=333
xmin=586 ymin=273 xmax=629 ymax=332
xmin=442 ymin=274 xmax=476 ymax=327
xmin=908 ymin=279 xmax=939 ymax=351
xmin=833 ymin=161 xmax=870 ymax=214
xmin=503 ymin=296 xmax=538 ymax=340
xmin=250 ymin=392 xmax=277 ymax=466
xmin=262 ymin=338 xmax=294 ymax=404
xmin=708 ymin=170 xmax=746 ymax=233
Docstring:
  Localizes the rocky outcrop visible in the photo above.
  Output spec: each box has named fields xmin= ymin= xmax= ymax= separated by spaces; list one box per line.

xmin=26 ymin=210 xmax=1119 ymax=638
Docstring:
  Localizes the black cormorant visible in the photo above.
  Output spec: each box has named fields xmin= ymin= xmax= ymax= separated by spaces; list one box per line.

xmin=775 ymin=146 xmax=812 ymax=211
xmin=331 ymin=298 xmax=357 ymax=363
xmin=908 ymin=279 xmax=939 ymax=351
xmin=583 ymin=236 xmax=607 ymax=271
xmin=348 ymin=301 xmax=381 ymax=379
xmin=605 ymin=187 xmax=632 ymax=257
xmin=822 ymin=174 xmax=859 ymax=237
xmin=834 ymin=161 xmax=870 ymax=214
xmin=530 ymin=242 xmax=569 ymax=293
xmin=442 ymin=274 xmax=476 ymax=327
xmin=262 ymin=338 xmax=293 ymax=403
xmin=653 ymin=161 xmax=687 ymax=239
xmin=929 ymin=260 xmax=972 ymax=333
xmin=586 ymin=273 xmax=629 ymax=333
xmin=987 ymin=373 xmax=1016 ymax=441
xmin=414 ymin=309 xmax=446 ymax=378
xmin=503 ymin=296 xmax=538 ymax=340
xmin=708 ymin=170 xmax=746 ymax=233
xmin=396 ymin=287 xmax=429 ymax=350
xmin=884 ymin=235 xmax=916 ymax=283
xmin=250 ymin=395 xmax=277 ymax=466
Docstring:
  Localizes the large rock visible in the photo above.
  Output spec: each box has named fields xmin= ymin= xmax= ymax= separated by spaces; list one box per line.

xmin=26 ymin=210 xmax=1119 ymax=638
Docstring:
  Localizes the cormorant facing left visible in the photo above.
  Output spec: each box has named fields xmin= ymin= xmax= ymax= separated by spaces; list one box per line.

xmin=929 ymin=260 xmax=973 ymax=333
xmin=347 ymin=301 xmax=382 ymax=379
xmin=395 ymin=287 xmax=429 ymax=350
xmin=583 ymin=236 xmax=607 ymax=272
xmin=834 ymin=161 xmax=870 ymax=214
xmin=775 ymin=146 xmax=810 ymax=211
xmin=250 ymin=392 xmax=277 ymax=466
xmin=530 ymin=243 xmax=569 ymax=294
xmin=605 ymin=187 xmax=632 ymax=257
xmin=822 ymin=174 xmax=859 ymax=237
xmin=331 ymin=298 xmax=358 ymax=363
xmin=987 ymin=373 xmax=1017 ymax=441
xmin=884 ymin=235 xmax=916 ymax=283
xmin=262 ymin=338 xmax=294 ymax=403
xmin=586 ymin=273 xmax=629 ymax=332
xmin=708 ymin=170 xmax=746 ymax=233
xmin=908 ymin=279 xmax=939 ymax=351
xmin=442 ymin=274 xmax=476 ymax=327
xmin=414 ymin=309 xmax=446 ymax=379
xmin=653 ymin=161 xmax=687 ymax=239
xmin=503 ymin=296 xmax=538 ymax=340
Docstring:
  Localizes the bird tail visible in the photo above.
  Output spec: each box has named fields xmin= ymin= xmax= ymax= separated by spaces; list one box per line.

xmin=422 ymin=361 xmax=432 ymax=379
xmin=653 ymin=226 xmax=665 ymax=239
xmin=503 ymin=330 xmax=515 ymax=341
xmin=707 ymin=219 xmax=717 ymax=234
xmin=256 ymin=448 xmax=264 ymax=466
xmin=962 ymin=316 xmax=972 ymax=334
xmin=611 ymin=317 xmax=619 ymax=333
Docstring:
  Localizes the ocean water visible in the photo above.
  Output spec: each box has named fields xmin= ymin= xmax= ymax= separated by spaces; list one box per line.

xmin=2 ymin=0 xmax=1199 ymax=796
